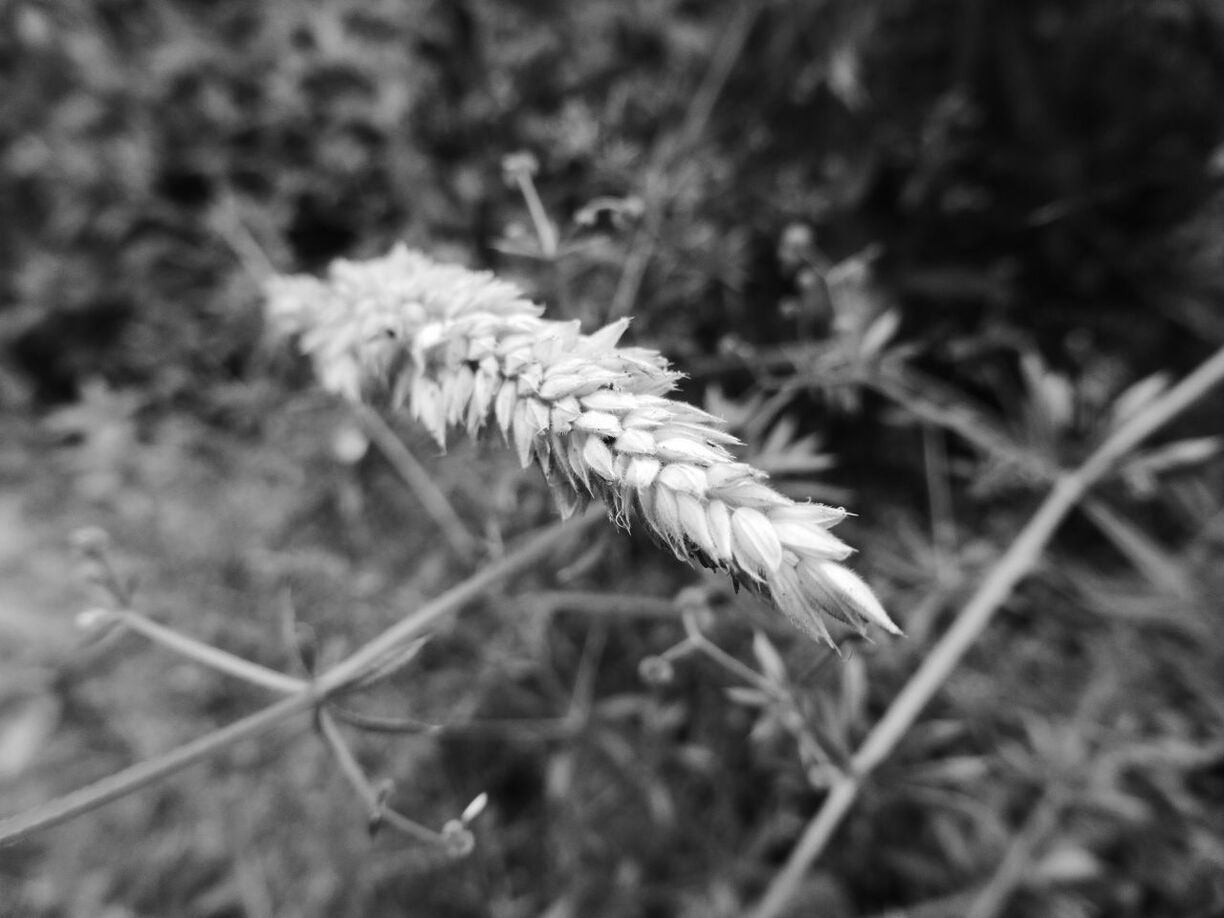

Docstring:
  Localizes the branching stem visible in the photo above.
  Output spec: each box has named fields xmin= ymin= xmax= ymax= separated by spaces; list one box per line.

xmin=115 ymin=610 xmax=308 ymax=695
xmin=0 ymin=508 xmax=603 ymax=847
xmin=747 ymin=342 xmax=1224 ymax=918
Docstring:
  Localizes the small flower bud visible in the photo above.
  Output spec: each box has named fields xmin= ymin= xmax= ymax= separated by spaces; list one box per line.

xmin=331 ymin=423 xmax=370 ymax=464
xmin=501 ymin=151 xmax=539 ymax=182
xmin=460 ymin=792 xmax=488 ymax=824
xmin=441 ymin=819 xmax=475 ymax=859
xmin=638 ymin=655 xmax=675 ymax=687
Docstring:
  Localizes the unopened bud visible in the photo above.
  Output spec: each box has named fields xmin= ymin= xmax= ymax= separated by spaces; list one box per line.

xmin=460 ymin=792 xmax=488 ymax=824
xmin=441 ymin=819 xmax=475 ymax=859
xmin=638 ymin=655 xmax=674 ymax=687
xmin=501 ymin=151 xmax=539 ymax=182
xmin=331 ymin=423 xmax=370 ymax=464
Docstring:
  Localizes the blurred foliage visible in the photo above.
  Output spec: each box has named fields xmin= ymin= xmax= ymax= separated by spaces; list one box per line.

xmin=2 ymin=0 xmax=1224 ymax=916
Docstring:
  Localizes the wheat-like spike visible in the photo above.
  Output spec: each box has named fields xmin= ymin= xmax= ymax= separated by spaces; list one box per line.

xmin=265 ymin=245 xmax=899 ymax=646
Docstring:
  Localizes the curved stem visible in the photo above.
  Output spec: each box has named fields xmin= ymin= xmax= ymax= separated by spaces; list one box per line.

xmin=748 ymin=342 xmax=1224 ymax=918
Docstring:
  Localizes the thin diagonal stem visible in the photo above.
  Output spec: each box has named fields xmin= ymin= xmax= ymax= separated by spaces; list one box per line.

xmin=316 ymin=707 xmax=383 ymax=816
xmin=0 ymin=690 xmax=315 ymax=848
xmin=747 ymin=342 xmax=1224 ymax=918
xmin=316 ymin=707 xmax=443 ymax=844
xmin=354 ymin=404 xmax=479 ymax=559
xmin=512 ymin=170 xmax=559 ymax=258
xmin=965 ymin=788 xmax=1064 ymax=918
xmin=0 ymin=509 xmax=603 ymax=846
xmin=115 ymin=610 xmax=307 ymax=694
xmin=312 ymin=507 xmax=601 ymax=696
xmin=609 ymin=1 xmax=762 ymax=319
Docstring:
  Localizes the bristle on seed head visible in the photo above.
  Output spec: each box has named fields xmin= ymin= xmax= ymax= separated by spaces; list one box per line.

xmin=266 ymin=246 xmax=897 ymax=646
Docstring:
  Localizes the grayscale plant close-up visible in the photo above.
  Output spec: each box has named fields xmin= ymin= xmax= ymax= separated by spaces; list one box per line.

xmin=4 ymin=3 xmax=1224 ymax=918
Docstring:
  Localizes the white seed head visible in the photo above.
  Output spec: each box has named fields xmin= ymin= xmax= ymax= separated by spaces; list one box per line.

xmin=266 ymin=247 xmax=894 ymax=647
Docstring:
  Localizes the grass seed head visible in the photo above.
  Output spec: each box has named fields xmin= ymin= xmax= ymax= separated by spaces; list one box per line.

xmin=266 ymin=246 xmax=899 ymax=646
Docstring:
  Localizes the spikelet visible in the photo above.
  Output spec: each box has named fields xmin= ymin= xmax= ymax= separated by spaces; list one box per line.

xmin=265 ymin=245 xmax=899 ymax=647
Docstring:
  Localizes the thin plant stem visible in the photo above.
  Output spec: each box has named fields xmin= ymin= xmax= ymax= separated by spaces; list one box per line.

xmin=874 ymin=367 xmax=1201 ymax=596
xmin=965 ymin=787 xmax=1065 ymax=918
xmin=328 ymin=706 xmax=441 ymax=735
xmin=316 ymin=707 xmax=382 ymax=816
xmin=747 ymin=342 xmax=1224 ymax=918
xmin=695 ymin=635 xmax=777 ymax=695
xmin=115 ymin=610 xmax=308 ymax=695
xmin=512 ymin=170 xmax=559 ymax=258
xmin=922 ymin=423 xmax=957 ymax=585
xmin=354 ymin=404 xmax=479 ymax=559
xmin=0 ymin=689 xmax=314 ymax=848
xmin=344 ymin=637 xmax=430 ymax=693
xmin=0 ymin=508 xmax=603 ymax=846
xmin=682 ymin=613 xmax=778 ymax=695
xmin=217 ymin=215 xmax=476 ymax=563
xmin=660 ymin=635 xmax=699 ymax=662
xmin=325 ymin=706 xmax=479 ymax=855
xmin=330 ymin=706 xmax=578 ymax=739
xmin=316 ymin=707 xmax=444 ymax=844
xmin=609 ymin=1 xmax=761 ymax=319
xmin=312 ymin=507 xmax=602 ymax=696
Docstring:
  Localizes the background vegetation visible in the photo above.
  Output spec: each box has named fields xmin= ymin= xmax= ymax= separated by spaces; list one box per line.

xmin=2 ymin=1 xmax=1223 ymax=916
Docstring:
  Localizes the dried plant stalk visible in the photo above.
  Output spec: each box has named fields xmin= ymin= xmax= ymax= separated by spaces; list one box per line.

xmin=266 ymin=246 xmax=897 ymax=646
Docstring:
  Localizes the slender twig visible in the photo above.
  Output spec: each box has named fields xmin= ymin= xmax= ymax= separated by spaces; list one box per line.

xmin=215 ymin=206 xmax=477 ymax=561
xmin=316 ymin=707 xmax=443 ymax=844
xmin=113 ymin=610 xmax=308 ymax=695
xmin=316 ymin=707 xmax=383 ymax=817
xmin=968 ymin=677 xmax=1107 ymax=918
xmin=1080 ymin=497 xmax=1196 ymax=598
xmin=609 ymin=1 xmax=762 ymax=319
xmin=209 ymin=189 xmax=279 ymax=284
xmin=353 ymin=404 xmax=479 ymax=559
xmin=696 ymin=633 xmax=778 ymax=695
xmin=330 ymin=705 xmax=578 ymax=740
xmin=344 ymin=636 xmax=430 ymax=693
xmin=511 ymin=169 xmax=559 ymax=259
xmin=875 ymin=367 xmax=1202 ymax=596
xmin=747 ymin=342 xmax=1224 ymax=918
xmin=922 ymin=424 xmax=957 ymax=586
xmin=0 ymin=689 xmax=313 ymax=848
xmin=0 ymin=508 xmax=603 ymax=846
xmin=328 ymin=706 xmax=441 ymax=735
xmin=313 ymin=508 xmax=602 ymax=696
xmin=682 ymin=613 xmax=778 ymax=695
